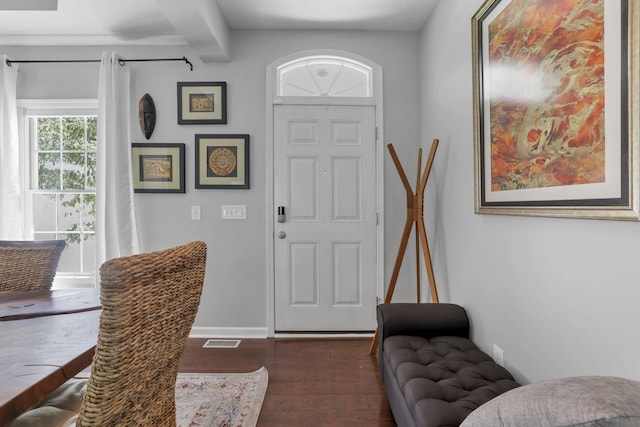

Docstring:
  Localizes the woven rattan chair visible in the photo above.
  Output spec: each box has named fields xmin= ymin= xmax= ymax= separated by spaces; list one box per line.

xmin=7 ymin=241 xmax=207 ymax=427
xmin=0 ymin=240 xmax=66 ymax=291
xmin=76 ymin=241 xmax=207 ymax=426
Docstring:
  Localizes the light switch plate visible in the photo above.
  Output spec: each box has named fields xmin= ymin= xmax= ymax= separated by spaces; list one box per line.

xmin=191 ymin=205 xmax=201 ymax=220
xmin=221 ymin=204 xmax=246 ymax=219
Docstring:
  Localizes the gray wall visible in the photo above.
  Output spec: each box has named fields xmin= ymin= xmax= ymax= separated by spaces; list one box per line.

xmin=5 ymin=29 xmax=423 ymax=334
xmin=10 ymin=2 xmax=634 ymax=384
xmin=420 ymin=0 xmax=640 ymax=383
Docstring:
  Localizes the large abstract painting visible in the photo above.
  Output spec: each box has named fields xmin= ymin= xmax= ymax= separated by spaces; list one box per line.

xmin=472 ymin=0 xmax=639 ymax=220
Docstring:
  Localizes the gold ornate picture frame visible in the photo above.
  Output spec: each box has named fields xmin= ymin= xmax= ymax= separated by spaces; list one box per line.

xmin=472 ymin=0 xmax=639 ymax=220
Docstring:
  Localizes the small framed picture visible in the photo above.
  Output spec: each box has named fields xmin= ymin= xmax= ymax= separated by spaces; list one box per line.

xmin=131 ymin=143 xmax=185 ymax=193
xmin=195 ymin=134 xmax=249 ymax=189
xmin=177 ymin=81 xmax=227 ymax=124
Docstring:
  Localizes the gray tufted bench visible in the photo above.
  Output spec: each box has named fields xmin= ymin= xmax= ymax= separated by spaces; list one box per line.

xmin=377 ymin=303 xmax=520 ymax=427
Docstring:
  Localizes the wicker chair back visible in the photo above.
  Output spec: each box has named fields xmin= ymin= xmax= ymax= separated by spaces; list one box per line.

xmin=76 ymin=241 xmax=207 ymax=427
xmin=0 ymin=240 xmax=66 ymax=291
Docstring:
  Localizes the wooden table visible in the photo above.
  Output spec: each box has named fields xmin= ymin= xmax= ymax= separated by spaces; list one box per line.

xmin=0 ymin=289 xmax=101 ymax=320
xmin=0 ymin=290 xmax=101 ymax=424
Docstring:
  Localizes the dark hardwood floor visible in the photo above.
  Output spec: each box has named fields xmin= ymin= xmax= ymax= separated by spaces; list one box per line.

xmin=179 ymin=338 xmax=396 ymax=427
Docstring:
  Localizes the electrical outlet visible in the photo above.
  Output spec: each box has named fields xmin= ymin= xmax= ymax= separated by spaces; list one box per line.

xmin=493 ymin=344 xmax=504 ymax=367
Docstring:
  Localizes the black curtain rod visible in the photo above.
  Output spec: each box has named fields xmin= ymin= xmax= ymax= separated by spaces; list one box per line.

xmin=5 ymin=56 xmax=193 ymax=71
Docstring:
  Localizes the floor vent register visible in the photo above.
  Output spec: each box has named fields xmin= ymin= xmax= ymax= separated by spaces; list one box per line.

xmin=202 ymin=339 xmax=241 ymax=349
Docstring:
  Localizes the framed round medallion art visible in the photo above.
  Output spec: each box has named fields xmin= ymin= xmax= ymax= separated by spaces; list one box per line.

xmin=195 ymin=134 xmax=250 ymax=189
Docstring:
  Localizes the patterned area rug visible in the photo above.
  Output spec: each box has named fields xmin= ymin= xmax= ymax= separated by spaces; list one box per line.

xmin=176 ymin=367 xmax=268 ymax=427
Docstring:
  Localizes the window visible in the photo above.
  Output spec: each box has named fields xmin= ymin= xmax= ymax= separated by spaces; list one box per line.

xmin=277 ymin=55 xmax=373 ymax=97
xmin=19 ymin=100 xmax=98 ymax=288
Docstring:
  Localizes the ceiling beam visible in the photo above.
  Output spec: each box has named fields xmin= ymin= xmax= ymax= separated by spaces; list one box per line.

xmin=0 ymin=0 xmax=57 ymax=10
xmin=154 ymin=0 xmax=230 ymax=63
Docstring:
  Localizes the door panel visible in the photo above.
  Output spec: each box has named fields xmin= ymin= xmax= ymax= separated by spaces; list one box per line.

xmin=289 ymin=242 xmax=319 ymax=305
xmin=274 ymin=105 xmax=377 ymax=331
xmin=289 ymin=157 xmax=318 ymax=221
xmin=333 ymin=242 xmax=361 ymax=305
xmin=333 ymin=157 xmax=361 ymax=221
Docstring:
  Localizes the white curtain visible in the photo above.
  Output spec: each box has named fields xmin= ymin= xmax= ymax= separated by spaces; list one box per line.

xmin=96 ymin=52 xmax=140 ymax=269
xmin=0 ymin=55 xmax=24 ymax=239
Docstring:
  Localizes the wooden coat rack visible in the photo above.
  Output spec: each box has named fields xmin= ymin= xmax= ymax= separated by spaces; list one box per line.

xmin=369 ymin=139 xmax=440 ymax=354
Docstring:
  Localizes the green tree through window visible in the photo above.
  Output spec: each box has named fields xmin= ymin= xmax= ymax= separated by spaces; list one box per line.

xmin=31 ymin=115 xmax=97 ymax=287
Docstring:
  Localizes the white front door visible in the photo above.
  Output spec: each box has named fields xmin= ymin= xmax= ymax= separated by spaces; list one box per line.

xmin=274 ymin=105 xmax=377 ymax=331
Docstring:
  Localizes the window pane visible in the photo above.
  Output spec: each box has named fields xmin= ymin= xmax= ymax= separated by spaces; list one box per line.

xmin=83 ymin=194 xmax=96 ymax=232
xmin=58 ymin=235 xmax=81 ymax=272
xmin=87 ymin=117 xmax=97 ymax=151
xmin=86 ymin=153 xmax=96 ymax=189
xmin=37 ymin=117 xmax=61 ymax=151
xmin=38 ymin=153 xmax=61 ymax=190
xmin=82 ymin=234 xmax=96 ymax=273
xmin=62 ymin=152 xmax=86 ymax=190
xmin=277 ymin=55 xmax=373 ymax=97
xmin=62 ymin=117 xmax=86 ymax=151
xmin=33 ymin=232 xmax=56 ymax=241
xmin=57 ymin=193 xmax=82 ymax=234
xmin=32 ymin=193 xmax=57 ymax=230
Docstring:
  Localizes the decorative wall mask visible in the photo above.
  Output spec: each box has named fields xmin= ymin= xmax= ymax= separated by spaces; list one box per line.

xmin=138 ymin=93 xmax=156 ymax=140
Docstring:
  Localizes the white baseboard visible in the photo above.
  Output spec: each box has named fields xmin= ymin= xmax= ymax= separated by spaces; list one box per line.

xmin=274 ymin=332 xmax=374 ymax=339
xmin=189 ymin=327 xmax=374 ymax=340
xmin=189 ymin=326 xmax=268 ymax=339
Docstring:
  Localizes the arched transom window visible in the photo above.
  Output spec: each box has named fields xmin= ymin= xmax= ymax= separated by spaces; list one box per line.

xmin=277 ymin=55 xmax=373 ymax=97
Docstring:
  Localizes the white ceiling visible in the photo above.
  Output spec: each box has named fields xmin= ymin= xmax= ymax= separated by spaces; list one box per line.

xmin=0 ymin=0 xmax=437 ymax=61
xmin=217 ymin=0 xmax=437 ymax=31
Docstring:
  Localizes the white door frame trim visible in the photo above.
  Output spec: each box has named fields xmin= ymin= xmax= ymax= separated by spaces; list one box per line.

xmin=265 ymin=49 xmax=385 ymax=336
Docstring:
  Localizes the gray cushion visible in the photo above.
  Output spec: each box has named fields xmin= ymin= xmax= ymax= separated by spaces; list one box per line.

xmin=7 ymin=379 xmax=85 ymax=427
xmin=384 ymin=335 xmax=520 ymax=426
xmin=460 ymin=376 xmax=640 ymax=427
